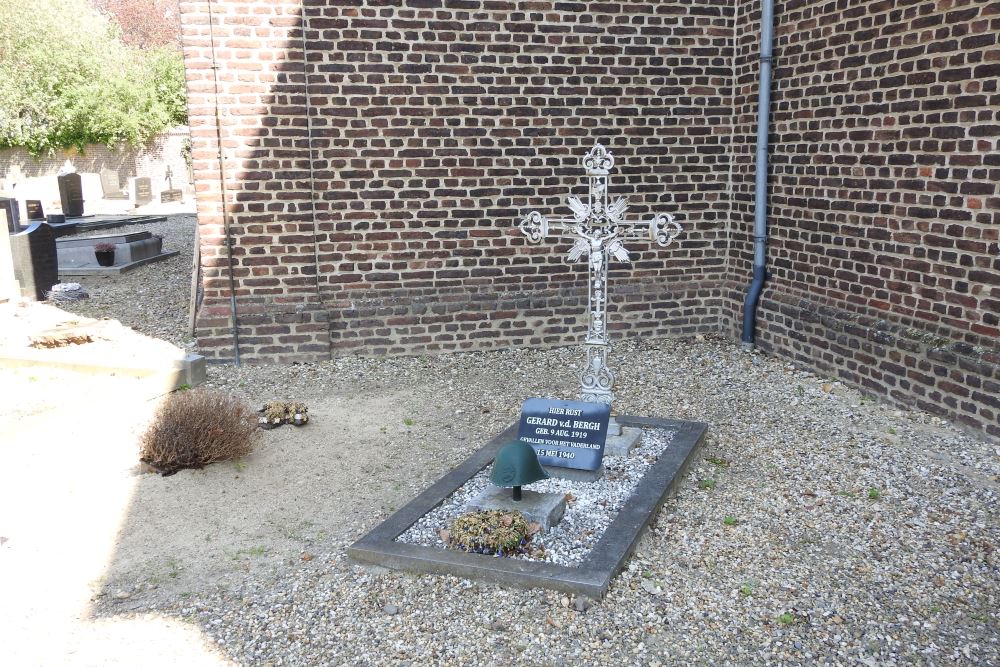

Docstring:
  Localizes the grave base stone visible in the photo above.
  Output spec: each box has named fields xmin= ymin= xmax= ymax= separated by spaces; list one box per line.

xmin=606 ymin=425 xmax=643 ymax=457
xmin=466 ymin=487 xmax=567 ymax=531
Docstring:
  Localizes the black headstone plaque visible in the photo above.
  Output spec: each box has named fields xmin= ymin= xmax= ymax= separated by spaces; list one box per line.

xmin=517 ymin=398 xmax=610 ymax=471
xmin=26 ymin=200 xmax=44 ymax=221
xmin=58 ymin=172 xmax=84 ymax=217
xmin=0 ymin=197 xmax=20 ymax=232
xmin=133 ymin=177 xmax=153 ymax=206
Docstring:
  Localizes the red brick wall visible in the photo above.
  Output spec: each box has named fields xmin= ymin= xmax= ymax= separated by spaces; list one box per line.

xmin=180 ymin=0 xmax=735 ymax=361
xmin=727 ymin=0 xmax=1000 ymax=437
xmin=180 ymin=0 xmax=1000 ymax=438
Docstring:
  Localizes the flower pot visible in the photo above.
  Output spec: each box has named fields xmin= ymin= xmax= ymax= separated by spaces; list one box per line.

xmin=95 ymin=250 xmax=115 ymax=267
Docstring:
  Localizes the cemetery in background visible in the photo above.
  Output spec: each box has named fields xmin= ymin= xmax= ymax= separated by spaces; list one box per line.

xmin=0 ymin=126 xmax=195 ymax=219
xmin=180 ymin=0 xmax=1000 ymax=441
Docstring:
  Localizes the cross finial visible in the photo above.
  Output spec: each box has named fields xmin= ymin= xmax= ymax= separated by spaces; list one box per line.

xmin=583 ymin=144 xmax=614 ymax=175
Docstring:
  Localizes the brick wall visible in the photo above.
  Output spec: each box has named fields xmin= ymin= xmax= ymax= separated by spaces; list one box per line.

xmin=727 ymin=0 xmax=1000 ymax=438
xmin=179 ymin=0 xmax=734 ymax=361
xmin=180 ymin=0 xmax=1000 ymax=438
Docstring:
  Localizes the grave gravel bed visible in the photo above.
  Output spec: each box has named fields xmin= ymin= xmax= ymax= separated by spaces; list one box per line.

xmin=398 ymin=428 xmax=676 ymax=566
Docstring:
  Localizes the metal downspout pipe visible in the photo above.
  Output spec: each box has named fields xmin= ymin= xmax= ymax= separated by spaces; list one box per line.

xmin=740 ymin=0 xmax=775 ymax=348
xmin=207 ymin=0 xmax=241 ymax=365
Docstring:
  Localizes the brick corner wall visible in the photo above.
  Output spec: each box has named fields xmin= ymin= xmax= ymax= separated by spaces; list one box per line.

xmin=727 ymin=0 xmax=1000 ymax=439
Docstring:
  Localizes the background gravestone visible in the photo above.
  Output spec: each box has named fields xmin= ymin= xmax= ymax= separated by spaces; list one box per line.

xmin=57 ymin=172 xmax=84 ymax=217
xmin=0 ymin=197 xmax=20 ymax=232
xmin=133 ymin=177 xmax=153 ymax=206
xmin=26 ymin=200 xmax=45 ymax=221
xmin=10 ymin=222 xmax=58 ymax=301
xmin=100 ymin=169 xmax=129 ymax=200
xmin=0 ymin=211 xmax=20 ymax=301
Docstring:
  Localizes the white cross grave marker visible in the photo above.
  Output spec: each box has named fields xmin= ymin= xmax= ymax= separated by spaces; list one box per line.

xmin=519 ymin=143 xmax=682 ymax=406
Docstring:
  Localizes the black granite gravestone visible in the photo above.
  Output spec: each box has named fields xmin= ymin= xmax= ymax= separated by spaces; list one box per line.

xmin=0 ymin=197 xmax=20 ymax=232
xmin=26 ymin=200 xmax=44 ymax=221
xmin=517 ymin=398 xmax=610 ymax=471
xmin=58 ymin=172 xmax=84 ymax=217
xmin=9 ymin=222 xmax=57 ymax=300
xmin=133 ymin=177 xmax=153 ymax=206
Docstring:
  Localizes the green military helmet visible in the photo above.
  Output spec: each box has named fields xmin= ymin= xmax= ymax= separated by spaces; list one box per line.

xmin=491 ymin=440 xmax=548 ymax=501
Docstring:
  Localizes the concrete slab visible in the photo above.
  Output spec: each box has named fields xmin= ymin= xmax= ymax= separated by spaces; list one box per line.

xmin=466 ymin=487 xmax=567 ymax=530
xmin=605 ymin=426 xmax=642 ymax=457
xmin=348 ymin=416 xmax=709 ymax=598
xmin=542 ymin=464 xmax=605 ymax=483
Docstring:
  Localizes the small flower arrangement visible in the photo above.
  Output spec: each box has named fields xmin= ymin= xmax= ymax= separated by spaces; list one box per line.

xmin=94 ymin=242 xmax=115 ymax=252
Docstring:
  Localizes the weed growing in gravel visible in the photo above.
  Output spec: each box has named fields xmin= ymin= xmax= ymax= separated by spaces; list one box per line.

xmin=706 ymin=456 xmax=729 ymax=467
xmin=887 ymin=426 xmax=897 ymax=435
xmin=403 ymin=418 xmax=415 ymax=426
xmin=176 ymin=383 xmax=191 ymax=391
xmin=777 ymin=612 xmax=795 ymax=625
xmin=723 ymin=515 xmax=738 ymax=527
xmin=698 ymin=478 xmax=717 ymax=490
xmin=234 ymin=460 xmax=246 ymax=472
xmin=739 ymin=583 xmax=754 ymax=597
xmin=868 ymin=488 xmax=882 ymax=500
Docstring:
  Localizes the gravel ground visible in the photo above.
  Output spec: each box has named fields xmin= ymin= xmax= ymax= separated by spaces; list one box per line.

xmin=101 ymin=338 xmax=998 ymax=666
xmin=32 ymin=218 xmax=999 ymax=664
xmin=58 ymin=214 xmax=197 ymax=349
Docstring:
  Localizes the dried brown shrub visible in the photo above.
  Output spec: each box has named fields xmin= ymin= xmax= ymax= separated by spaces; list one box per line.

xmin=140 ymin=388 xmax=260 ymax=475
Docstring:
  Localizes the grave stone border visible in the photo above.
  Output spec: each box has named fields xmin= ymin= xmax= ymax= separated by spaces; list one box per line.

xmin=348 ymin=416 xmax=708 ymax=598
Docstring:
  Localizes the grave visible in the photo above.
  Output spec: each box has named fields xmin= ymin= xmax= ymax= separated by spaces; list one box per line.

xmin=159 ymin=166 xmax=183 ymax=203
xmin=349 ymin=144 xmax=704 ymax=596
xmin=0 ymin=211 xmax=21 ymax=302
xmin=10 ymin=222 xmax=58 ymax=301
xmin=100 ymin=169 xmax=129 ymax=200
xmin=26 ymin=200 xmax=45 ymax=221
xmin=56 ymin=231 xmax=178 ymax=276
xmin=0 ymin=197 xmax=20 ymax=233
xmin=132 ymin=177 xmax=153 ymax=206
xmin=57 ymin=173 xmax=84 ymax=217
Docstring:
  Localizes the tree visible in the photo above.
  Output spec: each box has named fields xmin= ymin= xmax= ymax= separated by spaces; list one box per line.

xmin=92 ymin=0 xmax=181 ymax=50
xmin=0 ymin=0 xmax=186 ymax=155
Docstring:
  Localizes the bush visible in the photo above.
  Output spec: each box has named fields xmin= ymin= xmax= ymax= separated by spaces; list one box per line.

xmin=0 ymin=0 xmax=187 ymax=155
xmin=140 ymin=389 xmax=260 ymax=476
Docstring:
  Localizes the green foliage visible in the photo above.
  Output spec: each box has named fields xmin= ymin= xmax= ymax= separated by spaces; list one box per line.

xmin=723 ymin=515 xmax=738 ymax=527
xmin=698 ymin=478 xmax=716 ymax=490
xmin=777 ymin=612 xmax=795 ymax=625
xmin=868 ymin=487 xmax=882 ymax=500
xmin=0 ymin=0 xmax=186 ymax=154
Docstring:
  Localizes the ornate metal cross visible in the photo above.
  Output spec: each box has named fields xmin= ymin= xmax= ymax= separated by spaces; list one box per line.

xmin=519 ymin=143 xmax=682 ymax=406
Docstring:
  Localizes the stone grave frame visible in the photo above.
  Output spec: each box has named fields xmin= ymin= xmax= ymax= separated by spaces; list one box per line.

xmin=348 ymin=416 xmax=707 ymax=598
